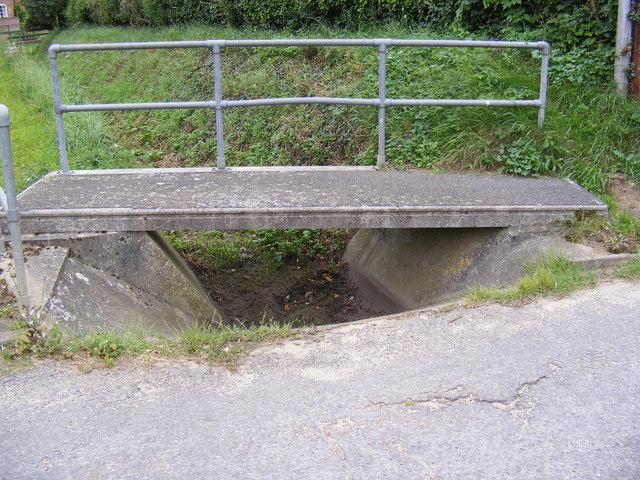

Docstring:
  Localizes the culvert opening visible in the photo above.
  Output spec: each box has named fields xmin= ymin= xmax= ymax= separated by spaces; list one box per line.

xmin=167 ymin=229 xmax=381 ymax=327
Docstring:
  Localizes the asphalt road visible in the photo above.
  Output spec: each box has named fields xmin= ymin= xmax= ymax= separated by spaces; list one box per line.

xmin=1 ymin=279 xmax=639 ymax=479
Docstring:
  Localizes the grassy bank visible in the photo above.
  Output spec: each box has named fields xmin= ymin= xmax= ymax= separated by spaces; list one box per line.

xmin=0 ymin=43 xmax=59 ymax=190
xmin=4 ymin=24 xmax=638 ymax=194
xmin=0 ymin=37 xmax=139 ymax=190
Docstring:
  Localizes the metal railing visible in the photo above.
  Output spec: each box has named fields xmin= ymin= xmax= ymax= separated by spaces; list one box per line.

xmin=3 ymin=29 xmax=51 ymax=44
xmin=0 ymin=105 xmax=29 ymax=308
xmin=48 ymin=38 xmax=550 ymax=172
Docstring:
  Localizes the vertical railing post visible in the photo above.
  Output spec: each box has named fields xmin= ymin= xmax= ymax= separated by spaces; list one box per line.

xmin=0 ymin=105 xmax=30 ymax=310
xmin=537 ymin=42 xmax=550 ymax=129
xmin=377 ymin=42 xmax=387 ymax=167
xmin=212 ymin=44 xmax=226 ymax=170
xmin=48 ymin=46 xmax=71 ymax=173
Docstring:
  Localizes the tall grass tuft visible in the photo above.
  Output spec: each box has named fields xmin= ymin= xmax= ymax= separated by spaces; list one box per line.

xmin=468 ymin=254 xmax=597 ymax=304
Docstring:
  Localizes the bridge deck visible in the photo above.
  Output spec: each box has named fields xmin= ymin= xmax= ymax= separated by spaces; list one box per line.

xmin=6 ymin=166 xmax=606 ymax=234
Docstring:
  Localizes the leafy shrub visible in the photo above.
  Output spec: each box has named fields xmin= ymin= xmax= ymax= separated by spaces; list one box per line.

xmin=64 ymin=0 xmax=92 ymax=25
xmin=548 ymin=46 xmax=615 ymax=83
xmin=499 ymin=138 xmax=556 ymax=177
xmin=83 ymin=332 xmax=126 ymax=366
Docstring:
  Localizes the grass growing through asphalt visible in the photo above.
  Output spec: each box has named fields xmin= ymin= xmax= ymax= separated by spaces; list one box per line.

xmin=467 ymin=254 xmax=597 ymax=304
xmin=1 ymin=316 xmax=296 ymax=368
xmin=618 ymin=255 xmax=640 ymax=279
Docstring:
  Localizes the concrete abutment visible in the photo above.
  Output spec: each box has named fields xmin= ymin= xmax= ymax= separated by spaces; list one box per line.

xmin=344 ymin=226 xmax=595 ymax=313
xmin=2 ymin=231 xmax=225 ymax=335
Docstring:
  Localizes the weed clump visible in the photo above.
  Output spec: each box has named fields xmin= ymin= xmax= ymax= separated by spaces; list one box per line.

xmin=566 ymin=199 xmax=640 ymax=255
xmin=1 ymin=318 xmax=295 ymax=368
xmin=468 ymin=254 xmax=596 ymax=304
xmin=618 ymin=255 xmax=640 ymax=280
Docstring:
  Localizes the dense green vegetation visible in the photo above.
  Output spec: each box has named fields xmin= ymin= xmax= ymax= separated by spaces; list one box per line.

xmin=21 ymin=0 xmax=618 ymax=58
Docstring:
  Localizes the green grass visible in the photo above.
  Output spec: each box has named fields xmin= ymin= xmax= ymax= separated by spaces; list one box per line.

xmin=165 ymin=229 xmax=344 ymax=269
xmin=2 ymin=316 xmax=296 ymax=367
xmin=35 ymin=25 xmax=640 ymax=191
xmin=0 ymin=42 xmax=58 ymax=190
xmin=467 ymin=254 xmax=597 ymax=304
xmin=0 ymin=38 xmax=125 ymax=189
xmin=618 ymin=255 xmax=640 ymax=279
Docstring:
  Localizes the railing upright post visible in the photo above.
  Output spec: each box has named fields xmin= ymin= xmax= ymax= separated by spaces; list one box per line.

xmin=377 ymin=42 xmax=387 ymax=168
xmin=537 ymin=42 xmax=550 ymax=129
xmin=212 ymin=44 xmax=226 ymax=170
xmin=48 ymin=46 xmax=71 ymax=173
xmin=0 ymin=105 xmax=30 ymax=310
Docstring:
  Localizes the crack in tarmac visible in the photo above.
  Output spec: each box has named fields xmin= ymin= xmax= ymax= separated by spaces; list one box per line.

xmin=366 ymin=374 xmax=549 ymax=426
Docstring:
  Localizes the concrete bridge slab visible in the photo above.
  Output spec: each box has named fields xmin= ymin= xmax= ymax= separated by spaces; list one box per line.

xmin=4 ymin=167 xmax=606 ymax=234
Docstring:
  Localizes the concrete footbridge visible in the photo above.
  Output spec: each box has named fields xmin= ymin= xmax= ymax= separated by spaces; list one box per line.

xmin=0 ymin=37 xmax=609 ymax=330
xmin=15 ymin=166 xmax=605 ymax=234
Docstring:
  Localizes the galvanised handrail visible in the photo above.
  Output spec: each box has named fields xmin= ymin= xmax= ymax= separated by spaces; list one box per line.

xmin=48 ymin=38 xmax=550 ymax=173
xmin=0 ymin=105 xmax=30 ymax=309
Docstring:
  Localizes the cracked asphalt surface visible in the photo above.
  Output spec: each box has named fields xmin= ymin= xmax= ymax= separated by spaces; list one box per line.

xmin=1 ymin=279 xmax=639 ymax=479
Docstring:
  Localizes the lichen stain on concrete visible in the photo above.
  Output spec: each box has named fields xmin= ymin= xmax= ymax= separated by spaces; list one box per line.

xmin=75 ymin=272 xmax=90 ymax=284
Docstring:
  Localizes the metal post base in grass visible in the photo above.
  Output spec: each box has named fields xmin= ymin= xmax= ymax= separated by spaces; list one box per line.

xmin=0 ymin=105 xmax=30 ymax=310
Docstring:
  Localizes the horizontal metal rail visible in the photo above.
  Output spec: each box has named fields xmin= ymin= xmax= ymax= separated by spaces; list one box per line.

xmin=48 ymin=38 xmax=550 ymax=172
xmin=61 ymin=98 xmax=542 ymax=113
xmin=49 ymin=38 xmax=549 ymax=51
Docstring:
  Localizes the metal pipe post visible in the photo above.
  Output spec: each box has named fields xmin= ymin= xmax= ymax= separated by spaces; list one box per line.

xmin=537 ymin=42 xmax=550 ymax=129
xmin=377 ymin=43 xmax=387 ymax=167
xmin=48 ymin=48 xmax=71 ymax=172
xmin=212 ymin=45 xmax=225 ymax=170
xmin=0 ymin=105 xmax=30 ymax=309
